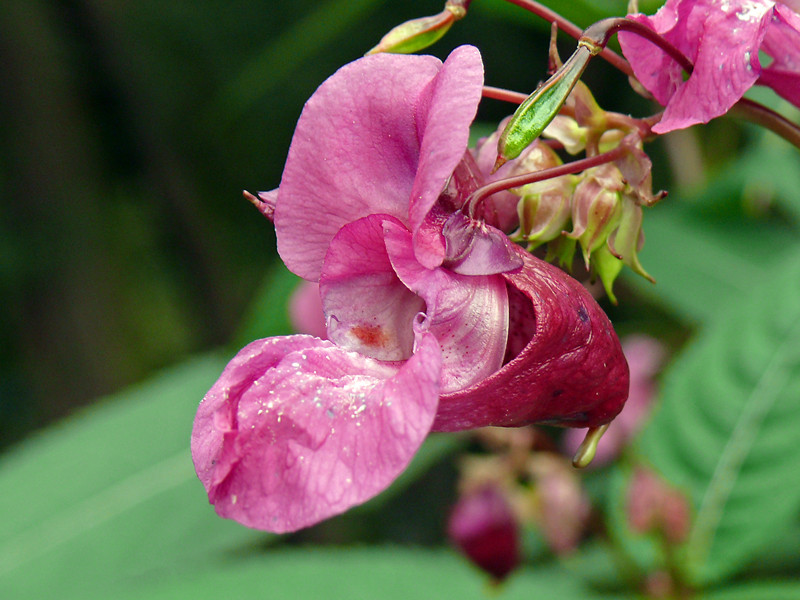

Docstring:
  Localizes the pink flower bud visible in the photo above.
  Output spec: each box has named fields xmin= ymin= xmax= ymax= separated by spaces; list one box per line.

xmin=627 ymin=467 xmax=692 ymax=545
xmin=448 ymin=485 xmax=521 ymax=581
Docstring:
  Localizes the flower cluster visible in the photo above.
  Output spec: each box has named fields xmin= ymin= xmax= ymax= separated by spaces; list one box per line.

xmin=191 ymin=46 xmax=629 ymax=533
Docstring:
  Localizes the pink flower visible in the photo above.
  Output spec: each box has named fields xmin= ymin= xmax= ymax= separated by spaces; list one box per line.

xmin=620 ymin=0 xmax=800 ymax=133
xmin=192 ymin=46 xmax=629 ymax=533
xmin=448 ymin=484 xmax=521 ymax=581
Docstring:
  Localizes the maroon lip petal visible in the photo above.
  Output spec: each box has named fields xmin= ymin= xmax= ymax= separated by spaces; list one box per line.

xmin=433 ymin=246 xmax=629 ymax=431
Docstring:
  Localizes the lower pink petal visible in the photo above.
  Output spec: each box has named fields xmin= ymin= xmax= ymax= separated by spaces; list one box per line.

xmin=320 ymin=215 xmax=425 ymax=361
xmin=191 ymin=332 xmax=442 ymax=533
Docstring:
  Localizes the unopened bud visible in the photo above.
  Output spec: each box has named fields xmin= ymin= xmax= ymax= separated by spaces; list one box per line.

xmin=567 ymin=165 xmax=624 ymax=266
xmin=608 ymin=195 xmax=654 ymax=283
xmin=448 ymin=485 xmax=521 ymax=582
xmin=366 ymin=3 xmax=465 ymax=55
xmin=511 ymin=142 xmax=575 ymax=248
xmin=627 ymin=467 xmax=692 ymax=545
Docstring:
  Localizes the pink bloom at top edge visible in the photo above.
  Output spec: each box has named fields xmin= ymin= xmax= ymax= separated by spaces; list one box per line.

xmin=619 ymin=0 xmax=800 ymax=133
xmin=191 ymin=46 xmax=629 ymax=534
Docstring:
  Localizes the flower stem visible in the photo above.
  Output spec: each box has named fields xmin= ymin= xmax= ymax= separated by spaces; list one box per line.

xmin=499 ymin=0 xmax=632 ymax=76
xmin=482 ymin=85 xmax=527 ymax=104
xmin=730 ymin=98 xmax=800 ymax=150
xmin=466 ymin=144 xmax=627 ymax=217
xmin=582 ymin=17 xmax=692 ymax=76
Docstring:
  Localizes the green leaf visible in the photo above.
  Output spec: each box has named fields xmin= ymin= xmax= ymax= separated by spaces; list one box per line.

xmin=626 ymin=200 xmax=797 ymax=323
xmin=0 ymin=354 xmax=267 ymax=600
xmin=90 ymin=547 xmax=633 ymax=600
xmin=634 ymin=250 xmax=800 ymax=585
xmin=232 ymin=261 xmax=301 ymax=346
xmin=704 ymin=581 xmax=800 ymax=600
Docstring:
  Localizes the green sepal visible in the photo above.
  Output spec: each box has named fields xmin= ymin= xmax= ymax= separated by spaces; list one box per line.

xmin=497 ymin=45 xmax=593 ymax=166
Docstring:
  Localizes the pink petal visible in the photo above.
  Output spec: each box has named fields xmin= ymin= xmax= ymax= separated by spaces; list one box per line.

xmin=288 ymin=281 xmax=327 ymax=339
xmin=621 ymin=0 xmax=773 ymax=133
xmin=432 ymin=246 xmax=629 ymax=431
xmin=191 ymin=331 xmax=442 ymax=533
xmin=383 ymin=220 xmax=509 ymax=393
xmin=441 ymin=211 xmax=523 ymax=275
xmin=409 ymin=45 xmax=485 ymax=268
xmin=275 ymin=52 xmax=443 ymax=280
xmin=758 ymin=4 xmax=800 ymax=107
xmin=319 ymin=215 xmax=424 ymax=361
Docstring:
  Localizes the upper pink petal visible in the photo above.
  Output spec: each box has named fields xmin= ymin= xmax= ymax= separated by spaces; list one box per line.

xmin=621 ymin=0 xmax=773 ymax=133
xmin=191 ymin=331 xmax=442 ymax=533
xmin=274 ymin=52 xmax=442 ymax=280
xmin=275 ymin=46 xmax=484 ymax=281
xmin=383 ymin=220 xmax=509 ymax=393
xmin=758 ymin=4 xmax=800 ymax=106
xmin=409 ymin=45 xmax=485 ymax=269
xmin=319 ymin=214 xmax=424 ymax=361
xmin=432 ymin=246 xmax=629 ymax=431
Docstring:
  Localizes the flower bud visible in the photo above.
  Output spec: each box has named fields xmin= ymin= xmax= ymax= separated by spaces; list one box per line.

xmin=608 ymin=195 xmax=654 ymax=283
xmin=511 ymin=142 xmax=575 ymax=249
xmin=366 ymin=3 xmax=465 ymax=55
xmin=567 ymin=164 xmax=624 ymax=267
xmin=627 ymin=467 xmax=692 ymax=545
xmin=528 ymin=454 xmax=590 ymax=555
xmin=448 ymin=484 xmax=521 ymax=582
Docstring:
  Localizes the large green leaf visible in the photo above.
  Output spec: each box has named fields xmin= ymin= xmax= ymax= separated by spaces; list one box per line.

xmin=0 ymin=353 xmax=465 ymax=600
xmin=0 ymin=354 xmax=266 ymax=600
xmin=626 ymin=200 xmax=797 ymax=323
xmin=634 ymin=250 xmax=800 ymax=585
xmin=95 ymin=547 xmax=634 ymax=600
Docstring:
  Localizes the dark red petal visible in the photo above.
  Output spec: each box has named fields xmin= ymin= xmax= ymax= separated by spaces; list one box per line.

xmin=433 ymin=245 xmax=629 ymax=431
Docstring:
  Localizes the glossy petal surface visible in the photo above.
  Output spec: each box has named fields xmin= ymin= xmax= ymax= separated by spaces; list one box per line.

xmin=320 ymin=215 xmax=424 ymax=361
xmin=620 ymin=0 xmax=777 ymax=132
xmin=383 ymin=220 xmax=509 ymax=393
xmin=191 ymin=333 xmax=442 ymax=533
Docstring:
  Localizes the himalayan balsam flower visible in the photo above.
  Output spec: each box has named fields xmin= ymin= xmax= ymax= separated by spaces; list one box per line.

xmin=620 ymin=0 xmax=800 ymax=133
xmin=191 ymin=46 xmax=629 ymax=533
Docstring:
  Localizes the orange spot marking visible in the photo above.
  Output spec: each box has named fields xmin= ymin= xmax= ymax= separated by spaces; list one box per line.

xmin=351 ymin=325 xmax=389 ymax=348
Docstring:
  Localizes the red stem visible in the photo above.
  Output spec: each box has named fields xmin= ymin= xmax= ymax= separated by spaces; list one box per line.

xmin=482 ymin=85 xmax=527 ymax=104
xmin=500 ymin=0 xmax=632 ymax=76
xmin=467 ymin=145 xmax=627 ymax=217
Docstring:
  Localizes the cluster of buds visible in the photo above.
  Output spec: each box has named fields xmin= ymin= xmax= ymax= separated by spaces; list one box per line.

xmin=494 ymin=80 xmax=664 ymax=302
xmin=447 ymin=427 xmax=591 ymax=582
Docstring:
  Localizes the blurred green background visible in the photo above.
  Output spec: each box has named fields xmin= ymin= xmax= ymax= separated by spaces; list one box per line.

xmin=4 ymin=1 xmax=800 ymax=598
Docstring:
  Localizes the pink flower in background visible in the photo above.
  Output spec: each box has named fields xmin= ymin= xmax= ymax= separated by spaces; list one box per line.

xmin=192 ymin=46 xmax=629 ymax=534
xmin=288 ymin=281 xmax=327 ymax=339
xmin=448 ymin=484 xmax=521 ymax=581
xmin=620 ymin=0 xmax=800 ymax=133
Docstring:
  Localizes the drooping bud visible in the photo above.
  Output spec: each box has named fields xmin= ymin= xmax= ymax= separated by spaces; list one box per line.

xmin=528 ymin=454 xmax=591 ymax=554
xmin=567 ymin=164 xmax=624 ymax=267
xmin=366 ymin=1 xmax=467 ymax=55
xmin=448 ymin=484 xmax=521 ymax=582
xmin=608 ymin=195 xmax=654 ymax=283
xmin=510 ymin=141 xmax=575 ymax=249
